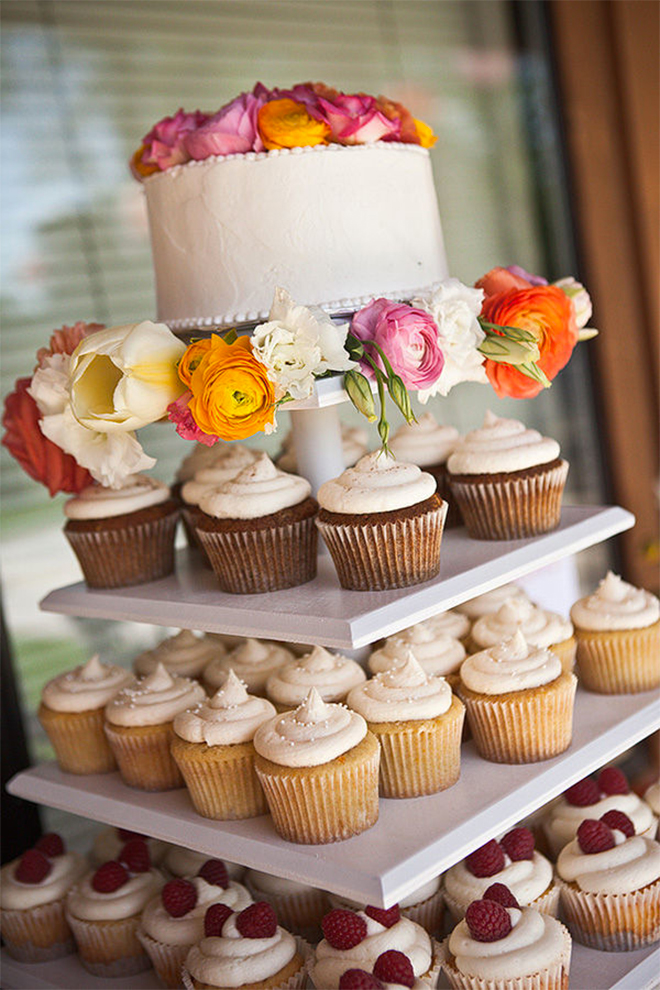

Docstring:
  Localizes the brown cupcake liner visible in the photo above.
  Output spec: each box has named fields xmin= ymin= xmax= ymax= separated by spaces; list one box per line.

xmin=444 ymin=881 xmax=560 ymax=923
xmin=439 ymin=925 xmax=571 ymax=990
xmin=137 ymin=928 xmax=189 ymax=988
xmin=574 ymin=621 xmax=660 ymax=693
xmin=458 ymin=672 xmax=576 ymax=764
xmin=316 ymin=500 xmax=447 ymax=591
xmin=66 ymin=909 xmax=151 ymax=977
xmin=255 ymin=732 xmax=380 ymax=844
xmin=369 ymin=694 xmax=465 ymax=798
xmin=182 ymin=936 xmax=311 ymax=990
xmin=426 ymin=462 xmax=463 ymax=528
xmin=171 ymin=736 xmax=268 ymax=819
xmin=197 ymin=514 xmax=317 ymax=594
xmin=0 ymin=899 xmax=75 ymax=962
xmin=104 ymin=719 xmax=183 ymax=791
xmin=244 ymin=882 xmax=330 ymax=942
xmin=37 ymin=703 xmax=117 ymax=774
xmin=448 ymin=460 xmax=569 ymax=541
xmin=558 ymin=877 xmax=660 ymax=951
xmin=64 ymin=506 xmax=179 ymax=589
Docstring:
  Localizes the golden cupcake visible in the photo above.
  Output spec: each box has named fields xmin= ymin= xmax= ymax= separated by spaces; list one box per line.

xmin=468 ymin=597 xmax=576 ymax=673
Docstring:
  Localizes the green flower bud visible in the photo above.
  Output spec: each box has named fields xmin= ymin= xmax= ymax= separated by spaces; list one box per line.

xmin=344 ymin=369 xmax=377 ymax=422
xmin=479 ymin=336 xmax=541 ymax=366
xmin=388 ymin=374 xmax=415 ymax=424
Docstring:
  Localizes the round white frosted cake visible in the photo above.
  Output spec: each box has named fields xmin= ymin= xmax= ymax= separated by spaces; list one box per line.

xmin=143 ymin=142 xmax=448 ymax=329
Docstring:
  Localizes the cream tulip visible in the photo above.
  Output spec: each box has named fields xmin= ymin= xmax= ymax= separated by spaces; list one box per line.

xmin=69 ymin=321 xmax=185 ymax=433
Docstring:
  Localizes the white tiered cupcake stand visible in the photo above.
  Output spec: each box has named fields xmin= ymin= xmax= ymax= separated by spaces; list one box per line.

xmin=4 ymin=385 xmax=660 ymax=989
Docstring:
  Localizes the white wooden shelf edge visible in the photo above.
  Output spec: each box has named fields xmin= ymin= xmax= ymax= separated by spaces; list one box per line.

xmin=39 ymin=505 xmax=634 ymax=649
xmin=8 ymin=688 xmax=658 ymax=909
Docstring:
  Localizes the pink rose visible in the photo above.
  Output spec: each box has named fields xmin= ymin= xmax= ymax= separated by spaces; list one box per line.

xmin=185 ymin=91 xmax=267 ymax=159
xmin=139 ymin=109 xmax=209 ymax=172
xmin=351 ymin=299 xmax=444 ymax=390
xmin=167 ymin=391 xmax=219 ymax=446
xmin=317 ymin=93 xmax=401 ymax=144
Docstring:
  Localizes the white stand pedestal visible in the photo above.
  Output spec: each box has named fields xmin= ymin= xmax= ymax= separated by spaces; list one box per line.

xmin=289 ymin=405 xmax=345 ymax=496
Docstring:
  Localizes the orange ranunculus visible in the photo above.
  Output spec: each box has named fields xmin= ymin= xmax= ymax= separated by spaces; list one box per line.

xmin=413 ymin=118 xmax=437 ymax=149
xmin=476 ymin=266 xmax=533 ymax=298
xmin=482 ymin=285 xmax=579 ymax=399
xmin=258 ymin=98 xmax=331 ymax=151
xmin=178 ymin=338 xmax=213 ymax=388
xmin=188 ymin=334 xmax=276 ymax=440
xmin=130 ymin=144 xmax=160 ymax=180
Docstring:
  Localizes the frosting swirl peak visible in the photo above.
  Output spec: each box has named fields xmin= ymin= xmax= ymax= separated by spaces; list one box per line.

xmin=198 ymin=452 xmax=311 ymax=519
xmin=447 ymin=411 xmax=560 ymax=475
xmin=253 ymin=688 xmax=367 ymax=767
xmin=348 ymin=653 xmax=452 ymax=722
xmin=317 ymin=450 xmax=437 ymax=514
xmin=105 ymin=662 xmax=206 ymax=726
xmin=173 ymin=670 xmax=276 ymax=745
xmin=41 ymin=655 xmax=135 ymax=712
xmin=460 ymin=631 xmax=562 ymax=695
xmin=266 ymin=645 xmax=366 ymax=707
xmin=570 ymin=572 xmax=660 ymax=630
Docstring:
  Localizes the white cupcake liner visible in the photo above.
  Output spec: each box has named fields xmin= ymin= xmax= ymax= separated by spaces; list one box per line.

xmin=66 ymin=908 xmax=151 ymax=978
xmin=0 ymin=898 xmax=75 ymax=962
xmin=439 ymin=925 xmax=571 ymax=990
xmin=557 ymin=877 xmax=660 ymax=951
xmin=574 ymin=621 xmax=660 ymax=694
xmin=137 ymin=927 xmax=189 ymax=988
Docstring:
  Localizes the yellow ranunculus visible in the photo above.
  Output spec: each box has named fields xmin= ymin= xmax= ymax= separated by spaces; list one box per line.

xmin=178 ymin=338 xmax=212 ymax=388
xmin=188 ymin=334 xmax=276 ymax=440
xmin=258 ymin=98 xmax=331 ymax=151
xmin=414 ymin=118 xmax=437 ymax=149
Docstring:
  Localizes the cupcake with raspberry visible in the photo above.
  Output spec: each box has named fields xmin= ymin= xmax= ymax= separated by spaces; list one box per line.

xmin=38 ymin=654 xmax=134 ymax=774
xmin=163 ymin=845 xmax=244 ymax=882
xmin=203 ymin=638 xmax=295 ymax=697
xmin=89 ymin=827 xmax=170 ymax=869
xmin=389 ymin=411 xmax=461 ymax=526
xmin=543 ymin=766 xmax=658 ymax=859
xmin=66 ymin=839 xmax=164 ymax=977
xmin=570 ymin=572 xmax=660 ymax=693
xmin=0 ymin=834 xmax=86 ymax=962
xmin=132 ymin=629 xmax=223 ymax=683
xmin=327 ymin=875 xmax=445 ymax=940
xmin=334 ymin=949 xmax=435 ymax=989
xmin=556 ymin=812 xmax=660 ymax=950
xmin=182 ymin=901 xmax=308 ymax=989
xmin=455 ymin=584 xmax=531 ymax=622
xmin=245 ymin=868 xmax=330 ymax=943
xmin=441 ymin=886 xmax=572 ymax=990
xmin=444 ymin=828 xmax=558 ymax=921
xmin=368 ymin=628 xmax=466 ymax=688
xmin=138 ymin=859 xmax=252 ymax=988
xmin=266 ymin=646 xmax=366 ymax=711
xmin=644 ymin=780 xmax=660 ymax=839
xmin=311 ymin=905 xmax=438 ymax=989
xmin=467 ymin=597 xmax=576 ymax=673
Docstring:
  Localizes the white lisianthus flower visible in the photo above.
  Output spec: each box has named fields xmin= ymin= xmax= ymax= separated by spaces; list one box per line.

xmin=252 ymin=288 xmax=356 ymax=400
xmin=413 ymin=279 xmax=488 ymax=401
xmin=69 ymin=320 xmax=186 ymax=433
xmin=553 ymin=276 xmax=593 ymax=329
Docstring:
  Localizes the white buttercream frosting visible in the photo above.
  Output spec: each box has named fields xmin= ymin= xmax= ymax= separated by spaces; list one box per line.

xmin=176 ymin=442 xmax=231 ymax=483
xmin=1 ymin=853 xmax=87 ymax=910
xmin=184 ymin=913 xmax=297 ymax=988
xmin=471 ymin=598 xmax=573 ymax=650
xmin=328 ymin=875 xmax=442 ymax=912
xmin=312 ymin=912 xmax=432 ymax=988
xmin=456 ymin=584 xmax=531 ymax=620
xmin=570 ymin=572 xmax=660 ymax=631
xmin=369 ymin=629 xmax=465 ymax=678
xmin=445 ymin=851 xmax=553 ymax=911
xmin=266 ymin=646 xmax=366 ymax=707
xmin=389 ymin=412 xmax=459 ymax=467
xmin=133 ymin=630 xmax=222 ymax=679
xmin=163 ymin=847 xmax=243 ymax=881
xmin=173 ymin=670 xmax=276 ymax=745
xmin=64 ymin=474 xmax=170 ymax=520
xmin=204 ymin=639 xmax=295 ymax=696
xmin=545 ymin=792 xmax=658 ymax=854
xmin=253 ymin=688 xmax=367 ymax=768
xmin=645 ymin=782 xmax=660 ymax=818
xmin=198 ymin=452 xmax=311 ymax=520
xmin=246 ymin=869 xmax=318 ymax=897
xmin=460 ymin=631 xmax=562 ymax=695
xmin=181 ymin=444 xmax=260 ymax=506
xmin=448 ymin=907 xmax=569 ymax=981
xmin=104 ymin=663 xmax=206 ymax=727
xmin=415 ymin=611 xmax=471 ymax=641
xmin=141 ymin=877 xmax=252 ymax=946
xmin=348 ymin=654 xmax=452 ymax=723
xmin=317 ymin=450 xmax=437 ymax=515
xmin=41 ymin=655 xmax=135 ymax=712
xmin=447 ymin=411 xmax=560 ymax=476
xmin=89 ymin=829 xmax=170 ymax=868
xmin=277 ymin=424 xmax=369 ymax=473
xmin=67 ymin=867 xmax=163 ymax=921
xmin=557 ymin=833 xmax=660 ymax=894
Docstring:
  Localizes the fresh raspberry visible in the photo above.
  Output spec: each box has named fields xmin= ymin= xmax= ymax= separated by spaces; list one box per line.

xmin=373 ymin=950 xmax=415 ymax=988
xmin=598 ymin=767 xmax=629 ymax=796
xmin=564 ymin=778 xmax=600 ymax=807
xmin=577 ymin=819 xmax=615 ymax=854
xmin=466 ymin=839 xmax=505 ymax=878
xmin=365 ymin=904 xmax=400 ymax=928
xmin=465 ymin=899 xmax=513 ymax=942
xmin=339 ymin=972 xmax=384 ymax=990
xmin=92 ymin=861 xmax=129 ymax=893
xmin=15 ymin=849 xmax=52 ymax=884
xmin=161 ymin=878 xmax=197 ymax=918
xmin=236 ymin=901 xmax=278 ymax=939
xmin=34 ymin=833 xmax=65 ymax=858
xmin=600 ymin=810 xmax=635 ymax=837
xmin=117 ymin=828 xmax=145 ymax=841
xmin=204 ymin=903 xmax=233 ymax=937
xmin=198 ymin=859 xmax=229 ymax=889
xmin=118 ymin=839 xmax=151 ymax=874
xmin=500 ymin=827 xmax=535 ymax=861
xmin=483 ymin=883 xmax=520 ymax=909
xmin=322 ymin=909 xmax=368 ymax=950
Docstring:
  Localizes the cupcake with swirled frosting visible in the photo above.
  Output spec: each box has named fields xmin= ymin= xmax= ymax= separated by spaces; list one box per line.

xmin=245 ymin=869 xmax=330 ymax=943
xmin=456 ymin=583 xmax=531 ymax=621
xmin=316 ymin=449 xmax=446 ymax=591
xmin=253 ymin=688 xmax=380 ymax=844
xmin=458 ymin=630 xmax=577 ymax=764
xmin=570 ymin=572 xmax=660 ymax=693
xmin=133 ymin=629 xmax=222 ymax=682
xmin=266 ymin=646 xmax=366 ymax=711
xmin=163 ymin=845 xmax=245 ymax=882
xmin=468 ymin=598 xmax=576 ymax=673
xmin=348 ymin=653 xmax=464 ymax=798
xmin=89 ymin=828 xmax=170 ymax=869
xmin=171 ymin=670 xmax=276 ymax=820
xmin=368 ymin=627 xmax=466 ymax=686
xmin=327 ymin=877 xmax=445 ymax=939
xmin=203 ymin=638 xmax=295 ymax=696
xmin=63 ymin=473 xmax=179 ymax=588
xmin=38 ymin=655 xmax=134 ymax=774
xmin=447 ymin=411 xmax=568 ymax=540
xmin=390 ymin=411 xmax=462 ymax=526
xmin=104 ymin=662 xmax=206 ymax=791
xmin=195 ymin=452 xmax=318 ymax=593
